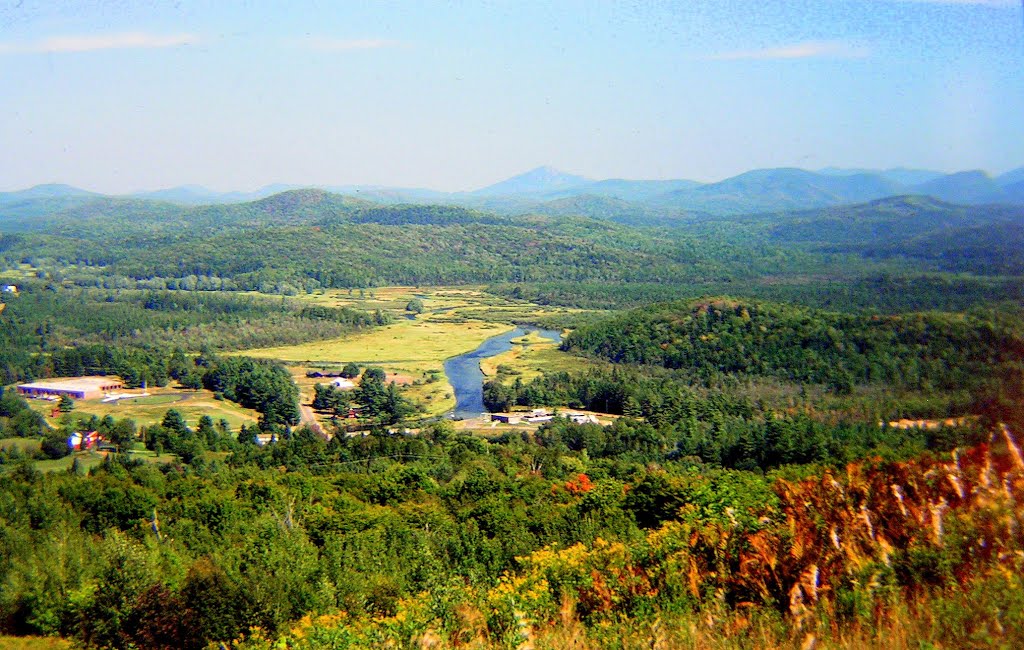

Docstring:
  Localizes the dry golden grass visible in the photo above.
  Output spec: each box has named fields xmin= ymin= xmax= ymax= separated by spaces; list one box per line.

xmin=241 ymin=318 xmax=510 ymax=365
xmin=481 ymin=333 xmax=607 ymax=384
xmin=0 ymin=636 xmax=75 ymax=650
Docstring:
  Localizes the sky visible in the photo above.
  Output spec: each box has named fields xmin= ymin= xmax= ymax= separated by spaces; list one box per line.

xmin=1 ymin=0 xmax=1022 ymax=193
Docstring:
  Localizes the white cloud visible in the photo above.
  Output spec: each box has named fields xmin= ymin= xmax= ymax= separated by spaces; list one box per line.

xmin=299 ymin=37 xmax=401 ymax=52
xmin=704 ymin=40 xmax=871 ymax=61
xmin=0 ymin=32 xmax=199 ymax=54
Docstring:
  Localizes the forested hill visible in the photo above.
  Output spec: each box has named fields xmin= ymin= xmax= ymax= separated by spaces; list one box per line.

xmin=766 ymin=195 xmax=1024 ymax=245
xmin=560 ymin=298 xmax=1024 ymax=394
xmin=762 ymin=195 xmax=1024 ymax=275
xmin=0 ymin=192 xmax=807 ymax=289
xmin=2 ymin=189 xmax=1024 ymax=297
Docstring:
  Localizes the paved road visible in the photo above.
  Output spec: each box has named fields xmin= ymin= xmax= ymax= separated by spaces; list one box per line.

xmin=297 ymin=396 xmax=324 ymax=437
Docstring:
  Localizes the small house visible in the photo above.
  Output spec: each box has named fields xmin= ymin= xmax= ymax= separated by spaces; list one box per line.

xmin=1 ymin=284 xmax=17 ymax=294
xmin=523 ymin=408 xmax=553 ymax=423
xmin=255 ymin=433 xmax=276 ymax=447
xmin=330 ymin=377 xmax=356 ymax=390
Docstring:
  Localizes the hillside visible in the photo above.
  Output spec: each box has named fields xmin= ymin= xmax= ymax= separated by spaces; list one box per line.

xmin=527 ymin=194 xmax=697 ymax=226
xmin=3 ymin=191 xmax=1024 ymax=306
xmin=765 ymin=195 xmax=1024 ymax=274
xmin=561 ymin=298 xmax=1024 ymax=393
xmin=652 ymin=168 xmax=903 ymax=214
xmin=3 ymin=188 xmax=1024 ymax=650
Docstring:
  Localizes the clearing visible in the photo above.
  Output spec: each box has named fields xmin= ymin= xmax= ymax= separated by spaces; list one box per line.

xmin=23 ymin=386 xmax=260 ymax=430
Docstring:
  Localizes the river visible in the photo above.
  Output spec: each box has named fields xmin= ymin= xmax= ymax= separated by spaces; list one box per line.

xmin=444 ymin=326 xmax=562 ymax=418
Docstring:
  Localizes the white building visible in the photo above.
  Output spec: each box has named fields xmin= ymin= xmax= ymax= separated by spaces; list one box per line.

xmin=330 ymin=377 xmax=357 ymax=390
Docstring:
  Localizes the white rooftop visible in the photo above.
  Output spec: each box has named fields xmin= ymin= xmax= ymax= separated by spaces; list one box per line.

xmin=18 ymin=376 xmax=123 ymax=391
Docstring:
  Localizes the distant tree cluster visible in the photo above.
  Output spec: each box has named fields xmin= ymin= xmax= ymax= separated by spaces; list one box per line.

xmin=561 ymin=299 xmax=1024 ymax=393
xmin=313 ymin=367 xmax=415 ymax=425
xmin=199 ymin=355 xmax=299 ymax=428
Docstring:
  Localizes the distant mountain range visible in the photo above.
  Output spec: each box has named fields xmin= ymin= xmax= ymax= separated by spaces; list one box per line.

xmin=3 ymin=165 xmax=1023 ymax=225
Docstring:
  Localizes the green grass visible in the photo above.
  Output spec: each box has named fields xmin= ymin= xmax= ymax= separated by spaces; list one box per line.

xmin=23 ymin=387 xmax=259 ymax=430
xmin=33 ymin=451 xmax=107 ymax=474
xmin=126 ymin=449 xmax=179 ymax=464
xmin=480 ymin=333 xmax=607 ymax=383
xmin=0 ymin=437 xmax=43 ymax=453
xmin=114 ymin=394 xmax=181 ymax=406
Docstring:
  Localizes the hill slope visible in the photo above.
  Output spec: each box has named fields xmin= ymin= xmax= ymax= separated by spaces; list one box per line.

xmin=561 ymin=298 xmax=1023 ymax=390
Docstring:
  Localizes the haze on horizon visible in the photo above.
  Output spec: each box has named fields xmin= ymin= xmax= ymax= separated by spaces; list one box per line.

xmin=1 ymin=0 xmax=1022 ymax=194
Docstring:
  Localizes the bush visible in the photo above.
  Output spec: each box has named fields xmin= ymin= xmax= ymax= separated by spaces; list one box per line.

xmin=41 ymin=432 xmax=71 ymax=460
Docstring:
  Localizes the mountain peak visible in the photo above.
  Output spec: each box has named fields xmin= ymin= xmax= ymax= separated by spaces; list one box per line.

xmin=16 ymin=183 xmax=98 ymax=199
xmin=254 ymin=188 xmax=331 ymax=208
xmin=913 ymin=170 xmax=1003 ymax=204
xmin=475 ymin=166 xmax=590 ymax=195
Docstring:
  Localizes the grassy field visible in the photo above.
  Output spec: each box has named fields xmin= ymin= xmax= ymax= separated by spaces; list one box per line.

xmin=261 ymin=318 xmax=510 ymax=418
xmin=22 ymin=386 xmax=260 ymax=430
xmin=239 ymin=287 xmax=595 ymax=419
xmin=480 ymin=330 xmax=608 ymax=383
xmin=0 ymin=262 xmax=38 ymax=281
xmin=30 ymin=450 xmax=108 ymax=473
xmin=242 ymin=289 xmax=523 ymax=418
xmin=0 ymin=437 xmax=43 ymax=453
xmin=244 ymin=318 xmax=510 ymax=365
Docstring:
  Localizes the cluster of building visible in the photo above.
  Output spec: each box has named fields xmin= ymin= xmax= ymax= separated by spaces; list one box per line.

xmin=491 ymin=409 xmax=600 ymax=425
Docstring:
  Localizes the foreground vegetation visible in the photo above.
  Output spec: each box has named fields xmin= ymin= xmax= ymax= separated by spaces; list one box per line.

xmin=0 ymin=415 xmax=1020 ymax=649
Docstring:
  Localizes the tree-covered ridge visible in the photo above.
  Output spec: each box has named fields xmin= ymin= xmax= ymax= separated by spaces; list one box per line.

xmin=6 ymin=215 xmax=804 ymax=291
xmin=765 ymin=195 xmax=1024 ymax=275
xmin=561 ymin=299 xmax=1024 ymax=393
xmin=0 ymin=284 xmax=387 ymax=384
xmin=489 ymin=274 xmax=1024 ymax=312
xmin=4 ymin=192 xmax=1024 ymax=301
xmin=765 ymin=195 xmax=1024 ymax=246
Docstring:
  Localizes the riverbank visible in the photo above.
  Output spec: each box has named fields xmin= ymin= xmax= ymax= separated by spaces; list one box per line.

xmin=443 ymin=326 xmax=562 ymax=418
xmin=235 ymin=287 xmax=592 ymax=424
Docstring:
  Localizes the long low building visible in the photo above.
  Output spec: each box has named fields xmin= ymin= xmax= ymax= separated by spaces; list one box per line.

xmin=17 ymin=376 xmax=124 ymax=400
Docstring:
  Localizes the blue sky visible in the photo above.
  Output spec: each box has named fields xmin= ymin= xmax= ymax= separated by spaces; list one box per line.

xmin=1 ymin=0 xmax=1022 ymax=193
